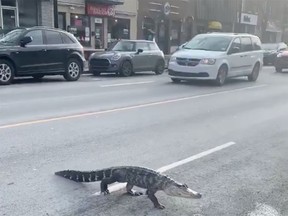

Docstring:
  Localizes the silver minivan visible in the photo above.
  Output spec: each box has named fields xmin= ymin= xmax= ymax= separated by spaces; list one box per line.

xmin=168 ymin=33 xmax=263 ymax=86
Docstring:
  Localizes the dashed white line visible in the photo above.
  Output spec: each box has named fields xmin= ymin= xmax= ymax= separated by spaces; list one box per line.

xmin=100 ymin=81 xmax=155 ymax=87
xmin=93 ymin=141 xmax=236 ymax=195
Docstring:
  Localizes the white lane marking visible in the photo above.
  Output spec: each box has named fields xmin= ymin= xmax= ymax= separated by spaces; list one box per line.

xmin=248 ymin=203 xmax=281 ymax=216
xmin=100 ymin=81 xmax=155 ymax=87
xmin=0 ymin=85 xmax=266 ymax=130
xmin=93 ymin=141 xmax=236 ymax=196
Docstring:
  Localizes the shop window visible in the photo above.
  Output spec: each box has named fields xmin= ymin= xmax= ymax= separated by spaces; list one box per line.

xmin=142 ymin=17 xmax=155 ymax=41
xmin=108 ymin=18 xmax=130 ymax=43
xmin=45 ymin=30 xmax=63 ymax=45
xmin=1 ymin=0 xmax=16 ymax=7
xmin=18 ymin=0 xmax=39 ymax=27
xmin=70 ymin=14 xmax=90 ymax=47
xmin=170 ymin=20 xmax=181 ymax=46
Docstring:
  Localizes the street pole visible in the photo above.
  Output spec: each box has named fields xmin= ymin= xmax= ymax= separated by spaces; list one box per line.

xmin=53 ymin=0 xmax=58 ymax=28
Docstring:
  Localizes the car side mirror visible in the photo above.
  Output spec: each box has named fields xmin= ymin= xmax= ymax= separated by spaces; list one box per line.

xmin=229 ymin=47 xmax=240 ymax=54
xmin=137 ymin=48 xmax=143 ymax=54
xmin=20 ymin=36 xmax=32 ymax=47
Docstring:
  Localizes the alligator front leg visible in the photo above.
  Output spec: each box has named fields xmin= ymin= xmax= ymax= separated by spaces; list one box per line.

xmin=147 ymin=189 xmax=165 ymax=209
xmin=126 ymin=183 xmax=143 ymax=196
xmin=100 ymin=178 xmax=117 ymax=195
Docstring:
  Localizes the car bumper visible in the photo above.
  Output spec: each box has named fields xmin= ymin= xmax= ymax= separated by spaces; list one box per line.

xmin=89 ymin=58 xmax=121 ymax=72
xmin=275 ymin=57 xmax=288 ymax=68
xmin=168 ymin=62 xmax=219 ymax=80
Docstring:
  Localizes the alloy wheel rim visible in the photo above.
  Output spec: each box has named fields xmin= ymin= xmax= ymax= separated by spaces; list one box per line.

xmin=0 ymin=64 xmax=12 ymax=82
xmin=68 ymin=62 xmax=79 ymax=78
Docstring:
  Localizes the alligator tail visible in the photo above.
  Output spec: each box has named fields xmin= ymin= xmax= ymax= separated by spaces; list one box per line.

xmin=55 ymin=169 xmax=112 ymax=183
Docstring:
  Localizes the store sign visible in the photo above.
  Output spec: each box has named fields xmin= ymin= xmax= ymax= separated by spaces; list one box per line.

xmin=86 ymin=3 xmax=115 ymax=17
xmin=163 ymin=2 xmax=171 ymax=16
xmin=240 ymin=13 xmax=258 ymax=26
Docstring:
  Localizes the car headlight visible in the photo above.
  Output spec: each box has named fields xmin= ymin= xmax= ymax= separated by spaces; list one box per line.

xmin=111 ymin=53 xmax=121 ymax=61
xmin=200 ymin=58 xmax=216 ymax=65
xmin=277 ymin=53 xmax=282 ymax=58
xmin=169 ymin=56 xmax=177 ymax=63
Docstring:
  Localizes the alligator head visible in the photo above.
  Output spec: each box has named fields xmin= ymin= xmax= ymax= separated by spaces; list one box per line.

xmin=163 ymin=183 xmax=202 ymax=199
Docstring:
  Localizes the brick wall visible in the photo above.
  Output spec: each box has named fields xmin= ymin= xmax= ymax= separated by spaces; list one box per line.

xmin=40 ymin=0 xmax=54 ymax=27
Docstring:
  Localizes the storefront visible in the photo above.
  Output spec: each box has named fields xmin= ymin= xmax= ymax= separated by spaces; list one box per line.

xmin=137 ymin=0 xmax=195 ymax=54
xmin=0 ymin=0 xmax=41 ymax=30
xmin=58 ymin=0 xmax=137 ymax=50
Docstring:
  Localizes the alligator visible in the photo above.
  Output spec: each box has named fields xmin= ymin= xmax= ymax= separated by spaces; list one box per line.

xmin=55 ymin=166 xmax=202 ymax=209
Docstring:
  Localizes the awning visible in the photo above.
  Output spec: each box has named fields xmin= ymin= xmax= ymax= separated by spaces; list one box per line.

xmin=86 ymin=0 xmax=124 ymax=5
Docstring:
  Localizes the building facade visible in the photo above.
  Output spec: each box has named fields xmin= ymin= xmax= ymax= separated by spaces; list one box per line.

xmin=57 ymin=0 xmax=138 ymax=49
xmin=137 ymin=0 xmax=195 ymax=54
xmin=195 ymin=0 xmax=238 ymax=33
xmin=0 ymin=0 xmax=54 ymax=31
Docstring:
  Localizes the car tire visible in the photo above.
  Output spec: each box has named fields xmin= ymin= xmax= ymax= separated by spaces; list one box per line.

xmin=0 ymin=59 xmax=15 ymax=85
xmin=120 ymin=61 xmax=133 ymax=77
xmin=171 ymin=78 xmax=181 ymax=83
xmin=276 ymin=67 xmax=282 ymax=73
xmin=215 ymin=65 xmax=228 ymax=86
xmin=64 ymin=58 xmax=82 ymax=81
xmin=155 ymin=60 xmax=165 ymax=75
xmin=248 ymin=63 xmax=260 ymax=82
xmin=32 ymin=74 xmax=45 ymax=80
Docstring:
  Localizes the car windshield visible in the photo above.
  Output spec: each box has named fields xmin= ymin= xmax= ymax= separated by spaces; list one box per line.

xmin=184 ymin=35 xmax=232 ymax=52
xmin=0 ymin=29 xmax=25 ymax=44
xmin=262 ymin=44 xmax=279 ymax=50
xmin=111 ymin=41 xmax=135 ymax=52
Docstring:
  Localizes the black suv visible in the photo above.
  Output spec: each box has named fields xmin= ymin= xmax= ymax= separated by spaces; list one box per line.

xmin=0 ymin=26 xmax=85 ymax=85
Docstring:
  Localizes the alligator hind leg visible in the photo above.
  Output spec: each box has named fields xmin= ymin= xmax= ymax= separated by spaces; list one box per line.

xmin=147 ymin=189 xmax=165 ymax=209
xmin=126 ymin=183 xmax=143 ymax=196
xmin=100 ymin=178 xmax=117 ymax=195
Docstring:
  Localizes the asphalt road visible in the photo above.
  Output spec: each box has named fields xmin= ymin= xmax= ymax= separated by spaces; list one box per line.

xmin=1 ymin=68 xmax=288 ymax=216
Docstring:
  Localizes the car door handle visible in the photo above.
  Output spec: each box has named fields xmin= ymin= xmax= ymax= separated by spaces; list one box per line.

xmin=42 ymin=49 xmax=47 ymax=52
xmin=240 ymin=55 xmax=247 ymax=57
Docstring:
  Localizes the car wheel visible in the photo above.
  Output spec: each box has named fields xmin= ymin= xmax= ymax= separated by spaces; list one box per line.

xmin=276 ymin=67 xmax=282 ymax=73
xmin=155 ymin=60 xmax=165 ymax=75
xmin=64 ymin=58 xmax=82 ymax=81
xmin=120 ymin=61 xmax=133 ymax=77
xmin=0 ymin=59 xmax=15 ymax=85
xmin=215 ymin=65 xmax=228 ymax=86
xmin=32 ymin=74 xmax=45 ymax=80
xmin=248 ymin=63 xmax=260 ymax=82
xmin=171 ymin=78 xmax=181 ymax=83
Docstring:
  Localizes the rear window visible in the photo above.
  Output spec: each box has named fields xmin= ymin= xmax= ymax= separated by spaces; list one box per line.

xmin=46 ymin=30 xmax=63 ymax=44
xmin=61 ymin=33 xmax=75 ymax=44
xmin=148 ymin=42 xmax=159 ymax=50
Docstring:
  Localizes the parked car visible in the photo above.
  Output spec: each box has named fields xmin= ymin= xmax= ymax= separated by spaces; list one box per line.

xmin=274 ymin=50 xmax=288 ymax=72
xmin=168 ymin=33 xmax=263 ymax=86
xmin=262 ymin=42 xmax=287 ymax=65
xmin=89 ymin=40 xmax=165 ymax=77
xmin=0 ymin=26 xmax=85 ymax=85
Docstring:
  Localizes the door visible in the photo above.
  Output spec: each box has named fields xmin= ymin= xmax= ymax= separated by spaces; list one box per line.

xmin=133 ymin=42 xmax=151 ymax=71
xmin=240 ymin=37 xmax=254 ymax=75
xmin=43 ymin=30 xmax=67 ymax=72
xmin=226 ymin=37 xmax=243 ymax=77
xmin=12 ymin=30 xmax=46 ymax=74
xmin=2 ymin=8 xmax=17 ymax=29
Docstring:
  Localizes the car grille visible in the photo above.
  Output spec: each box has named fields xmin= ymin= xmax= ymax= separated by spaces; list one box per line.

xmin=169 ymin=70 xmax=209 ymax=77
xmin=176 ymin=58 xmax=201 ymax=67
xmin=89 ymin=58 xmax=110 ymax=70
